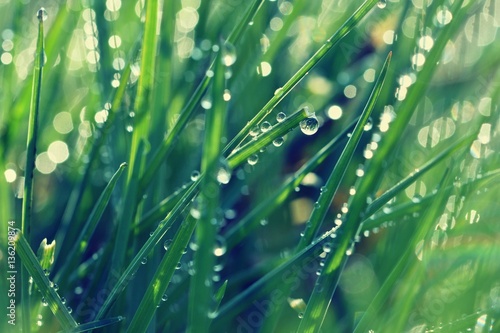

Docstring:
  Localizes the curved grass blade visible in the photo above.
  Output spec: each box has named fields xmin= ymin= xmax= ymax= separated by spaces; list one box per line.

xmin=298 ymin=52 xmax=391 ymax=251
xmin=58 ymin=316 xmax=124 ymax=333
xmin=139 ymin=0 xmax=265 ymax=192
xmin=126 ymin=215 xmax=198 ymax=332
xmin=224 ymin=118 xmax=356 ymax=250
xmin=21 ymin=9 xmax=46 ymax=331
xmin=188 ymin=49 xmax=227 ymax=333
xmin=55 ymin=163 xmax=127 ymax=283
xmin=223 ymin=0 xmax=380 ymax=154
xmin=15 ymin=232 xmax=78 ymax=330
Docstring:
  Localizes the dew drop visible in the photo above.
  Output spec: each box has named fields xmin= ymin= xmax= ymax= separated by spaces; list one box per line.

xmin=67 ymin=306 xmax=72 ymax=314
xmin=53 ymin=283 xmax=59 ymax=291
xmin=216 ymin=159 xmax=232 ymax=184
xmin=191 ymin=170 xmax=200 ymax=181
xmin=276 ymin=112 xmax=287 ymax=122
xmin=61 ymin=297 xmax=67 ymax=304
xmin=273 ymin=137 xmax=284 ymax=147
xmin=222 ymin=42 xmax=237 ymax=67
xmin=247 ymin=154 xmax=259 ymax=166
xmin=260 ymin=219 xmax=268 ymax=226
xmin=213 ymin=236 xmax=227 ymax=257
xmin=377 ymin=0 xmax=386 ymax=9
xmin=298 ymin=312 xmax=304 ymax=319
xmin=260 ymin=121 xmax=272 ymax=133
xmin=37 ymin=8 xmax=48 ymax=21
xmin=43 ymin=269 xmax=50 ymax=277
xmin=141 ymin=257 xmax=147 ymax=264
xmin=161 ymin=293 xmax=168 ymax=302
xmin=164 ymin=239 xmax=172 ymax=251
xmin=274 ymin=87 xmax=283 ymax=96
xmin=322 ymin=243 xmax=332 ymax=253
xmin=300 ymin=116 xmax=319 ymax=135
xmin=41 ymin=297 xmax=48 ymax=306
xmin=249 ymin=126 xmax=260 ymax=137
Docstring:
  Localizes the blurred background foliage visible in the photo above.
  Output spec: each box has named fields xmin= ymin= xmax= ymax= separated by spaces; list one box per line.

xmin=1 ymin=0 xmax=500 ymax=332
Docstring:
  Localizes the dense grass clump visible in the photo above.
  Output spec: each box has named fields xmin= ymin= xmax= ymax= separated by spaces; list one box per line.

xmin=1 ymin=0 xmax=500 ymax=332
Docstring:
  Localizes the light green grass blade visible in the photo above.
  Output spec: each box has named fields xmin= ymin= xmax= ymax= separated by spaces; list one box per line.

xmin=58 ymin=317 xmax=124 ymax=333
xmin=55 ymin=163 xmax=127 ymax=283
xmin=188 ymin=48 xmax=227 ymax=333
xmin=21 ymin=9 xmax=46 ymax=332
xmin=223 ymin=0 xmax=379 ymax=154
xmin=15 ymin=232 xmax=78 ymax=330
xmin=365 ymin=134 xmax=475 ymax=217
xmin=298 ymin=52 xmax=391 ymax=251
xmin=110 ymin=0 xmax=160 ymax=277
xmin=139 ymin=0 xmax=265 ymax=192
xmin=224 ymin=118 xmax=356 ymax=250
xmin=126 ymin=215 xmax=198 ymax=332
xmin=226 ymin=106 xmax=312 ymax=167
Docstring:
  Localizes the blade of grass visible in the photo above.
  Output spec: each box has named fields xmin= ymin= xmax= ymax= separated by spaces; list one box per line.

xmin=223 ymin=0 xmax=380 ymax=154
xmin=95 ymin=98 xmax=318 ymax=320
xmin=365 ymin=133 xmax=476 ymax=217
xmin=263 ymin=51 xmax=390 ymax=333
xmin=110 ymin=0 xmax=160 ymax=277
xmin=139 ymin=0 xmax=265 ymax=193
xmin=58 ymin=316 xmax=124 ymax=333
xmin=15 ymin=232 xmax=78 ymax=330
xmin=224 ymin=118 xmax=356 ymax=250
xmin=299 ymin=52 xmax=391 ymax=250
xmin=126 ymin=215 xmax=198 ymax=332
xmin=55 ymin=162 xmax=127 ymax=283
xmin=20 ymin=9 xmax=46 ymax=332
xmin=299 ymin=0 xmax=471 ymax=330
xmin=188 ymin=48 xmax=227 ymax=333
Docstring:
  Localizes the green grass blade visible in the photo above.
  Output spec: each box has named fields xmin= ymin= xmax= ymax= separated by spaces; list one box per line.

xmin=223 ymin=0 xmax=379 ymax=154
xmin=226 ymin=106 xmax=311 ymax=168
xmin=20 ymin=9 xmax=46 ymax=332
xmin=365 ymin=134 xmax=475 ymax=217
xmin=59 ymin=317 xmax=124 ymax=333
xmin=55 ymin=163 xmax=127 ymax=283
xmin=188 ymin=48 xmax=227 ymax=333
xmin=298 ymin=52 xmax=391 ymax=251
xmin=126 ymin=215 xmax=198 ymax=332
xmin=110 ymin=0 xmax=160 ymax=276
xmin=139 ymin=0 xmax=265 ymax=192
xmin=224 ymin=119 xmax=356 ymax=250
xmin=15 ymin=232 xmax=78 ymax=330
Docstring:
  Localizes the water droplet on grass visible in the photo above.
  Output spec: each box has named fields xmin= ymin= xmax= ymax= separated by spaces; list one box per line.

xmin=41 ymin=298 xmax=48 ymax=306
xmin=164 ymin=239 xmax=172 ymax=251
xmin=37 ymin=8 xmax=48 ymax=21
xmin=273 ymin=137 xmax=284 ymax=147
xmin=141 ymin=257 xmax=147 ymax=264
xmin=300 ymin=116 xmax=319 ymax=135
xmin=249 ymin=126 xmax=260 ymax=137
xmin=247 ymin=154 xmax=259 ymax=165
xmin=161 ymin=294 xmax=168 ymax=302
xmin=260 ymin=121 xmax=272 ymax=133
xmin=217 ymin=160 xmax=232 ymax=184
xmin=191 ymin=170 xmax=200 ymax=181
xmin=213 ymin=236 xmax=227 ymax=257
xmin=222 ymin=42 xmax=237 ymax=66
xmin=377 ymin=0 xmax=386 ymax=9
xmin=276 ymin=112 xmax=287 ymax=122
xmin=322 ymin=243 xmax=332 ymax=253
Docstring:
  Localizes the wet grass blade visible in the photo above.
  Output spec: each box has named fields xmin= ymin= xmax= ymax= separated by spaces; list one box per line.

xmin=15 ymin=232 xmax=78 ymax=330
xmin=20 ymin=10 xmax=46 ymax=332
xmin=110 ymin=0 xmax=160 ymax=276
xmin=226 ymin=106 xmax=311 ymax=167
xmin=298 ymin=52 xmax=391 ymax=250
xmin=365 ymin=134 xmax=475 ymax=217
xmin=126 ymin=215 xmax=198 ymax=332
xmin=223 ymin=0 xmax=379 ymax=154
xmin=139 ymin=0 xmax=265 ymax=192
xmin=188 ymin=48 xmax=227 ymax=333
xmin=55 ymin=163 xmax=127 ymax=283
xmin=224 ymin=119 xmax=356 ymax=250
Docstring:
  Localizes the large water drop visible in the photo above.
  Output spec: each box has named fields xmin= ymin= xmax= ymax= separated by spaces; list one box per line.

xmin=300 ymin=116 xmax=319 ymax=135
